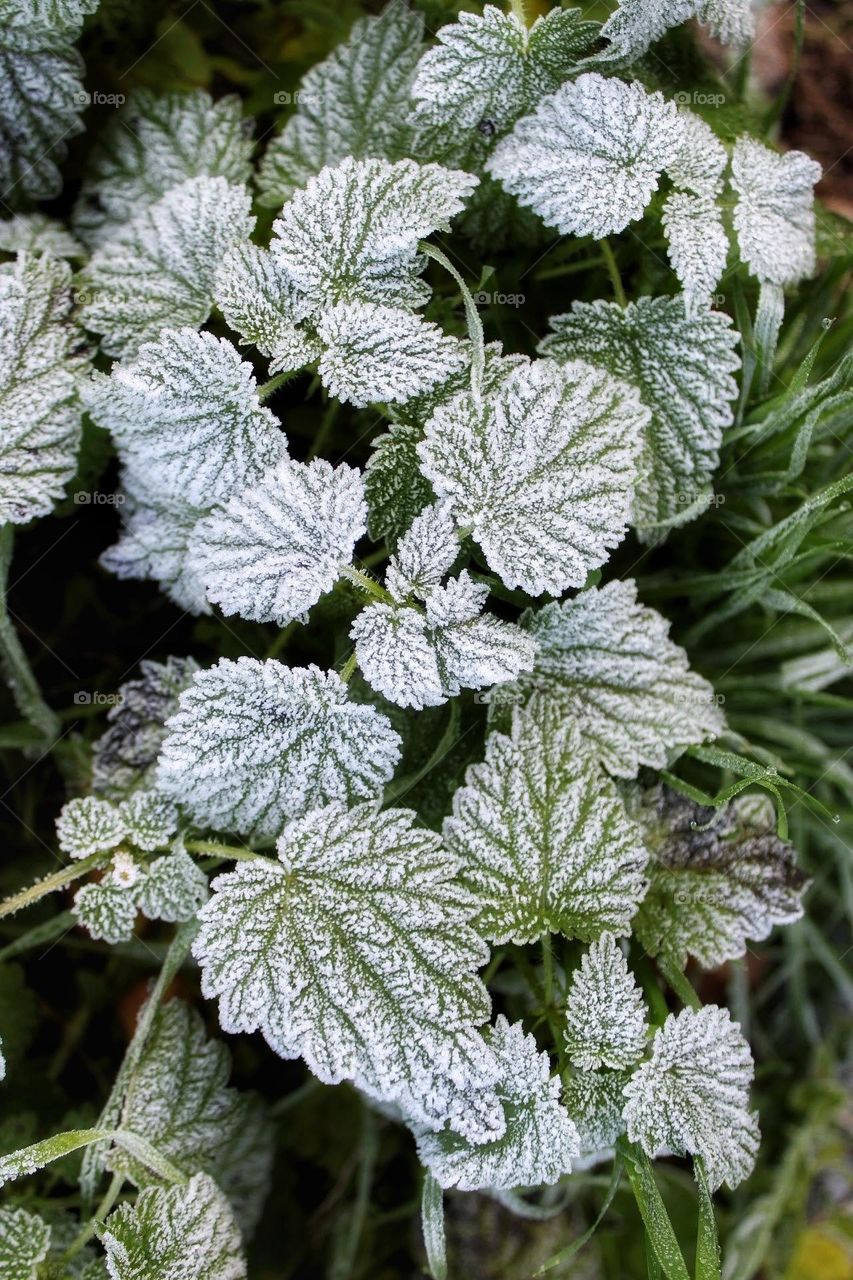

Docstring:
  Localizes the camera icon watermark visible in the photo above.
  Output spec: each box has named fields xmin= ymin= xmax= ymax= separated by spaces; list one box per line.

xmin=273 ymin=89 xmax=318 ymax=106
xmin=74 ymin=691 xmax=124 ymax=707
xmin=472 ymin=290 xmax=525 ymax=309
xmin=474 ymin=687 xmax=525 ymax=706
xmin=74 ymin=90 xmax=126 ymax=107
xmin=674 ymin=91 xmax=726 ymax=107
xmin=73 ymin=491 xmax=125 ymax=506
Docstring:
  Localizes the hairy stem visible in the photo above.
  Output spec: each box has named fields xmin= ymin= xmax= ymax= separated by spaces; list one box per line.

xmin=62 ymin=1170 xmax=124 ymax=1262
xmin=0 ymin=851 xmax=106 ymax=920
xmin=184 ymin=838 xmax=263 ymax=862
xmin=341 ymin=565 xmax=395 ymax=604
xmin=419 ymin=240 xmax=485 ymax=398
xmin=0 ymin=525 xmax=61 ymax=746
xmin=257 ymin=370 xmax=295 ymax=402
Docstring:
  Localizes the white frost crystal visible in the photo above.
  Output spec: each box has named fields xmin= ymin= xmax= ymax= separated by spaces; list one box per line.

xmin=444 ymin=698 xmax=648 ymax=944
xmin=631 ymin=787 xmax=807 ymax=968
xmin=409 ymin=4 xmax=601 ymax=167
xmin=56 ymin=796 xmax=125 ymax=859
xmin=0 ymin=0 xmax=95 ymax=201
xmin=138 ymin=844 xmax=208 ymax=924
xmin=0 ymin=253 xmax=85 ymax=524
xmin=110 ymin=999 xmax=273 ymax=1236
xmin=214 ymin=243 xmax=320 ymax=373
xmin=419 ymin=358 xmax=646 ymax=595
xmin=73 ymin=880 xmax=138 ymax=945
xmin=0 ymin=212 xmax=82 ymax=259
xmin=85 ymin=329 xmax=286 ymax=508
xmin=540 ymin=296 xmax=740 ymax=532
xmin=74 ymin=88 xmax=253 ymax=246
xmin=258 ymin=4 xmax=425 ymax=205
xmin=511 ymin=580 xmax=725 ymax=777
xmin=602 ymin=0 xmax=756 ymax=58
xmin=156 ymin=659 xmax=401 ymax=839
xmin=351 ymin=505 xmax=535 ymax=709
xmin=0 ymin=1204 xmax=51 ymax=1279
xmin=416 ymin=1016 xmax=579 ymax=1191
xmin=118 ymin=791 xmax=179 ymax=852
xmin=487 ymin=74 xmax=683 ymax=239
xmin=565 ymin=1068 xmax=630 ymax=1158
xmin=731 ymin=138 xmax=821 ymax=287
xmin=663 ymin=193 xmax=729 ymax=315
xmin=78 ymin=176 xmax=254 ymax=359
xmin=564 ymin=934 xmax=648 ymax=1071
xmin=270 ymin=156 xmax=477 ymax=313
xmin=189 ymin=457 xmax=367 ymax=625
xmin=315 ymin=301 xmax=467 ymax=407
xmin=622 ymin=1005 xmax=760 ymax=1190
xmin=194 ymin=803 xmax=503 ymax=1142
xmin=99 ymin=1172 xmax=246 ymax=1280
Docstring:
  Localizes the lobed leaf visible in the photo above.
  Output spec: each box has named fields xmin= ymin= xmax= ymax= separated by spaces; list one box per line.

xmin=0 ymin=1204 xmax=51 ymax=1280
xmin=564 ymin=934 xmax=649 ymax=1072
xmin=731 ymin=138 xmax=821 ymax=287
xmin=602 ymin=0 xmax=755 ymax=58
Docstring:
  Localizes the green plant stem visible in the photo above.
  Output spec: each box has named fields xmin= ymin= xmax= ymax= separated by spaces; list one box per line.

xmin=419 ymin=240 xmax=485 ymax=397
xmin=62 ymin=1170 xmax=124 ymax=1263
xmin=330 ymin=1105 xmax=379 ymax=1280
xmin=600 ymin=239 xmax=627 ymax=307
xmin=509 ymin=0 xmax=528 ymax=25
xmin=0 ymin=524 xmax=60 ymax=746
xmin=307 ymin=400 xmax=340 ymax=461
xmin=341 ymin=565 xmax=395 ymax=604
xmin=257 ymin=370 xmax=293 ymax=402
xmin=0 ymin=851 xmax=106 ymax=920
xmin=184 ymin=838 xmax=262 ymax=862
xmin=339 ymin=652 xmax=358 ymax=683
xmin=657 ymin=955 xmax=702 ymax=1012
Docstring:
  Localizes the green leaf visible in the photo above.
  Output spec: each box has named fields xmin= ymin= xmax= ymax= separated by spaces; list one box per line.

xmin=618 ymin=1138 xmax=690 ymax=1280
xmin=364 ymin=424 xmax=435 ymax=546
xmin=421 ymin=1172 xmax=447 ymax=1280
xmin=540 ymin=296 xmax=740 ymax=535
xmin=630 ymin=786 xmax=808 ymax=969
xmin=109 ymin=999 xmax=273 ymax=1237
xmin=0 ymin=1206 xmax=51 ymax=1280
xmin=98 ymin=1172 xmax=246 ymax=1280
xmin=444 ymin=697 xmax=648 ymax=944
xmin=193 ymin=802 xmax=502 ymax=1141
xmin=510 ymin=581 xmax=725 ymax=778
xmin=258 ymin=4 xmax=425 ymax=206
xmin=415 ymin=1016 xmax=579 ymax=1191
xmin=694 ymin=1158 xmax=721 ymax=1280
xmin=564 ymin=934 xmax=649 ymax=1071
xmin=0 ymin=253 xmax=85 ymax=524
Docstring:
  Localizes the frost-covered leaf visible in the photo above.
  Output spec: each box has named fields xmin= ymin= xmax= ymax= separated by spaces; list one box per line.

xmin=100 ymin=470 xmax=210 ymax=616
xmin=667 ymin=111 xmax=728 ymax=198
xmin=0 ymin=253 xmax=84 ymax=524
xmin=511 ymin=581 xmax=725 ymax=777
xmin=189 ymin=457 xmax=366 ymax=625
xmin=98 ymin=1172 xmax=246 ymax=1280
xmin=409 ymin=5 xmax=601 ymax=168
xmin=0 ymin=213 xmax=82 ymax=259
xmin=364 ymin=424 xmax=435 ymax=546
xmin=73 ymin=880 xmax=137 ymax=944
xmin=564 ymin=1069 xmax=629 ymax=1159
xmin=156 ymin=659 xmax=401 ymax=839
xmin=602 ymin=0 xmax=756 ymax=59
xmin=663 ymin=193 xmax=729 ymax=315
xmin=137 ymin=845 xmax=208 ymax=924
xmin=110 ymin=1000 xmax=273 ymax=1237
xmin=0 ymin=1205 xmax=51 ymax=1280
xmin=78 ymin=177 xmax=254 ymax=359
xmin=56 ymin=796 xmax=125 ymax=859
xmin=85 ymin=329 xmax=286 ymax=507
xmin=214 ymin=243 xmax=320 ymax=373
xmin=92 ymin=657 xmax=199 ymax=800
xmin=630 ymin=786 xmax=808 ymax=968
xmin=258 ymin=5 xmax=424 ymax=206
xmin=487 ymin=74 xmax=682 ymax=239
xmin=540 ymin=296 xmax=740 ymax=532
xmin=270 ymin=156 xmax=477 ymax=313
xmin=416 ymin=1016 xmax=578 ymax=1191
xmin=315 ymin=302 xmax=467 ymax=407
xmin=385 ymin=503 xmax=460 ymax=602
xmin=73 ymin=89 xmax=253 ymax=247
xmin=118 ymin=792 xmax=178 ymax=852
xmin=622 ymin=1005 xmax=760 ymax=1190
xmin=731 ymin=138 xmax=821 ymax=287
xmin=444 ymin=698 xmax=647 ymax=944
xmin=564 ymin=934 xmax=648 ymax=1071
xmin=418 ymin=357 xmax=646 ymax=595
xmin=0 ymin=14 xmax=89 ymax=202
xmin=352 ymin=571 xmax=535 ymax=710
xmin=194 ymin=803 xmax=502 ymax=1141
